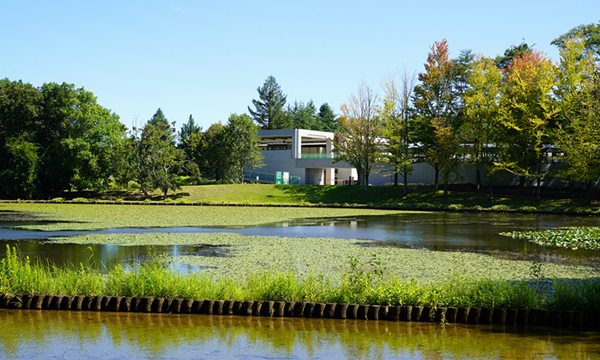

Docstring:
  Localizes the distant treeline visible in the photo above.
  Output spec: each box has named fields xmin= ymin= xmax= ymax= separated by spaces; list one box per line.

xmin=2 ymin=22 xmax=600 ymax=200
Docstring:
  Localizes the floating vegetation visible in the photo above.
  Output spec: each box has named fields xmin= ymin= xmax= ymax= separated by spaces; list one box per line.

xmin=500 ymin=227 xmax=600 ymax=250
xmin=1 ymin=245 xmax=599 ymax=311
xmin=0 ymin=203 xmax=407 ymax=231
xmin=46 ymin=232 xmax=599 ymax=285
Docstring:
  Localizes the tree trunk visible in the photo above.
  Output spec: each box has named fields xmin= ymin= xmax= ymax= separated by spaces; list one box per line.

xmin=141 ymin=186 xmax=151 ymax=200
xmin=536 ymin=176 xmax=541 ymax=203
xmin=394 ymin=172 xmax=398 ymax=187
xmin=434 ymin=166 xmax=439 ymax=190
xmin=163 ymin=187 xmax=168 ymax=201
xmin=569 ymin=176 xmax=574 ymax=199
xmin=519 ymin=175 xmax=526 ymax=196
xmin=443 ymin=180 xmax=448 ymax=197
xmin=403 ymin=171 xmax=408 ymax=196
xmin=476 ymin=168 xmax=481 ymax=192
xmin=586 ymin=180 xmax=592 ymax=204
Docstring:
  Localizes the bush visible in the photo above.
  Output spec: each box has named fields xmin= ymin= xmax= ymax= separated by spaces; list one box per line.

xmin=491 ymin=204 xmax=510 ymax=211
xmin=72 ymin=197 xmax=89 ymax=203
xmin=127 ymin=181 xmax=141 ymax=191
xmin=448 ymin=204 xmax=463 ymax=211
xmin=50 ymin=197 xmax=65 ymax=203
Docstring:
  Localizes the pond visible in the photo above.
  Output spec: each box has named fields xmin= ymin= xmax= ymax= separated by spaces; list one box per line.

xmin=2 ymin=208 xmax=600 ymax=358
xmin=1 ymin=309 xmax=599 ymax=359
xmin=1 ymin=212 xmax=599 ymax=271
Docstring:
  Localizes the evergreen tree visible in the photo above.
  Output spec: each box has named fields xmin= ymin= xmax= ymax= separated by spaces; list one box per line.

xmin=317 ymin=103 xmax=338 ymax=132
xmin=179 ymin=114 xmax=202 ymax=161
xmin=248 ymin=76 xmax=290 ymax=129
xmin=289 ymin=100 xmax=317 ymax=129
xmin=148 ymin=108 xmax=175 ymax=143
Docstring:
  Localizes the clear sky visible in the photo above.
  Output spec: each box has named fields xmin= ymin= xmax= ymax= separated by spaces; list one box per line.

xmin=1 ymin=1 xmax=598 ymax=131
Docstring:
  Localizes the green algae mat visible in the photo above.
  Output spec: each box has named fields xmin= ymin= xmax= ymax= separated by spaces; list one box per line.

xmin=0 ymin=203 xmax=410 ymax=231
xmin=46 ymin=232 xmax=599 ymax=284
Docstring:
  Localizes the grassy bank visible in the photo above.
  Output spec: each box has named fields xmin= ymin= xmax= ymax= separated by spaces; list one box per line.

xmin=1 ymin=246 xmax=599 ymax=311
xmin=9 ymin=184 xmax=600 ymax=215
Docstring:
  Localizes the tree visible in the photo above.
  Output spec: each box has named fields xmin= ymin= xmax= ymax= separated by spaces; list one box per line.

xmin=225 ymin=113 xmax=264 ymax=183
xmin=413 ymin=39 xmax=461 ymax=191
xmin=495 ymin=42 xmax=533 ymax=69
xmin=0 ymin=79 xmax=125 ymax=199
xmin=248 ymin=76 xmax=290 ymax=129
xmin=0 ymin=79 xmax=43 ymax=198
xmin=552 ymin=22 xmax=600 ymax=60
xmin=317 ymin=103 xmax=338 ymax=132
xmin=148 ymin=108 xmax=175 ymax=144
xmin=121 ymin=121 xmax=188 ymax=200
xmin=460 ymin=55 xmax=503 ymax=198
xmin=198 ymin=122 xmax=232 ymax=183
xmin=431 ymin=117 xmax=462 ymax=196
xmin=289 ymin=100 xmax=317 ymax=130
xmin=497 ymin=50 xmax=558 ymax=201
xmin=552 ymin=35 xmax=600 ymax=201
xmin=179 ymin=114 xmax=202 ymax=164
xmin=380 ymin=69 xmax=417 ymax=194
xmin=334 ymin=81 xmax=382 ymax=192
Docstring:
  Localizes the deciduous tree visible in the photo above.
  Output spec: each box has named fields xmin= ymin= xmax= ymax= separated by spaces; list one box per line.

xmin=225 ymin=113 xmax=264 ymax=183
xmin=497 ymin=51 xmax=558 ymax=201
xmin=380 ymin=69 xmax=416 ymax=193
xmin=413 ymin=39 xmax=460 ymax=190
xmin=334 ymin=81 xmax=382 ymax=192
xmin=460 ymin=55 xmax=503 ymax=198
xmin=552 ymin=36 xmax=600 ymax=201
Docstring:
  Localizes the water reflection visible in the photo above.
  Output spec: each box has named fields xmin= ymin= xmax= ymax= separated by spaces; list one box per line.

xmin=0 ymin=309 xmax=598 ymax=359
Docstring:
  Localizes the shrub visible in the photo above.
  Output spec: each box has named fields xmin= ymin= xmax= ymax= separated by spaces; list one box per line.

xmin=491 ymin=204 xmax=510 ymax=211
xmin=50 ymin=197 xmax=65 ymax=203
xmin=71 ymin=197 xmax=89 ymax=203
xmin=448 ymin=204 xmax=463 ymax=211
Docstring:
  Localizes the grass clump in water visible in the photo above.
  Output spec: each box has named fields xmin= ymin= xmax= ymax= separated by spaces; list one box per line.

xmin=500 ymin=226 xmax=600 ymax=250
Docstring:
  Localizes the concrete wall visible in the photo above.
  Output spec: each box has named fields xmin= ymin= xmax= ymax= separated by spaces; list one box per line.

xmin=259 ymin=150 xmax=305 ymax=183
xmin=259 ymin=147 xmax=582 ymax=188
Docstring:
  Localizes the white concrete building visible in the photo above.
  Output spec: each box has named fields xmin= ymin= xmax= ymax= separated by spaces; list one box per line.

xmin=253 ymin=129 xmax=357 ymax=185
xmin=251 ymin=128 xmax=571 ymax=188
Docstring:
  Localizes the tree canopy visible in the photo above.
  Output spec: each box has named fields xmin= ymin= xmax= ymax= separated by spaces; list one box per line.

xmin=248 ymin=76 xmax=290 ymax=129
xmin=0 ymin=79 xmax=125 ymax=199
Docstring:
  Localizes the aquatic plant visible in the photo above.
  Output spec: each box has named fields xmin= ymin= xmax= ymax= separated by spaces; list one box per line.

xmin=1 ymin=245 xmax=598 ymax=311
xmin=500 ymin=227 xmax=600 ymax=250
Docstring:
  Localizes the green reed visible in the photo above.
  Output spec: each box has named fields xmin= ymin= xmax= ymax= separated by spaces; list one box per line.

xmin=1 ymin=246 xmax=598 ymax=311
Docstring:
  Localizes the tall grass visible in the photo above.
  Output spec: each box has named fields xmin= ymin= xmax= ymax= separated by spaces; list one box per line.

xmin=1 ymin=246 xmax=598 ymax=311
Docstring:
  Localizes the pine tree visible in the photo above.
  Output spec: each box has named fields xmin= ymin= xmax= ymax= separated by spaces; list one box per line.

xmin=248 ymin=76 xmax=290 ymax=129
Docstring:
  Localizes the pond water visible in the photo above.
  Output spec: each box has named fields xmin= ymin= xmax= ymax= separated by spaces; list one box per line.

xmin=1 ymin=212 xmax=600 ymax=270
xmin=2 ymin=211 xmax=600 ymax=358
xmin=1 ymin=309 xmax=599 ymax=359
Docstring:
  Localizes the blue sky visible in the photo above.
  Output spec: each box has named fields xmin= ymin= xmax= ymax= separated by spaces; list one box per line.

xmin=1 ymin=1 xmax=598 ymax=131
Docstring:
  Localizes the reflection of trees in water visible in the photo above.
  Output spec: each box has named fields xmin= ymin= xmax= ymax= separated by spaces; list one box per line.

xmin=1 ymin=310 xmax=599 ymax=359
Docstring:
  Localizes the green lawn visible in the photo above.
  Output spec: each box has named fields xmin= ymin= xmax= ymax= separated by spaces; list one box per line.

xmin=73 ymin=184 xmax=600 ymax=214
